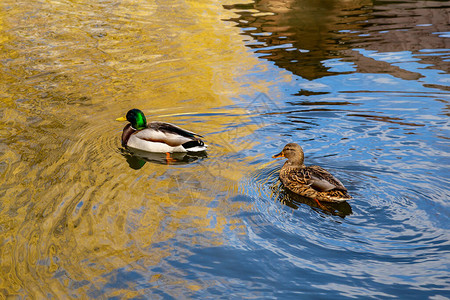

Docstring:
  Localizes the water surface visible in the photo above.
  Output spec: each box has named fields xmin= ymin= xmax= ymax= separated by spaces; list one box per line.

xmin=0 ymin=0 xmax=449 ymax=298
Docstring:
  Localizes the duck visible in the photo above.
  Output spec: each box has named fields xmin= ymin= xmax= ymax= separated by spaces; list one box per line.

xmin=272 ymin=143 xmax=351 ymax=204
xmin=117 ymin=108 xmax=207 ymax=153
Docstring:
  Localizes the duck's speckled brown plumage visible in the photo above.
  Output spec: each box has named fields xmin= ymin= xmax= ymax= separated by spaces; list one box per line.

xmin=273 ymin=143 xmax=351 ymax=202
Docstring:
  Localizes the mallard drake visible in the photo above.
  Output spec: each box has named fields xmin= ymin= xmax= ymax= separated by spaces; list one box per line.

xmin=117 ymin=109 xmax=207 ymax=153
xmin=273 ymin=143 xmax=351 ymax=203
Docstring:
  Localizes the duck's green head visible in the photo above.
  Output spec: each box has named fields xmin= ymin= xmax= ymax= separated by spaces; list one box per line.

xmin=126 ymin=109 xmax=147 ymax=130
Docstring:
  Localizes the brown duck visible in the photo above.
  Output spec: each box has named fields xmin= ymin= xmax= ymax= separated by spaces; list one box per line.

xmin=273 ymin=143 xmax=351 ymax=204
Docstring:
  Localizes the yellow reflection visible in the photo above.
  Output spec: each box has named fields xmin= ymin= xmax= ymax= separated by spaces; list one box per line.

xmin=0 ymin=0 xmax=268 ymax=297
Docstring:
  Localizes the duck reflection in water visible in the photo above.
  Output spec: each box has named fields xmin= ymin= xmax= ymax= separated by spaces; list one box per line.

xmin=272 ymin=183 xmax=352 ymax=218
xmin=120 ymin=148 xmax=207 ymax=170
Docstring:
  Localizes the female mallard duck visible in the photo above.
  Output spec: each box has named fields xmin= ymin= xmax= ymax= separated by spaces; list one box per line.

xmin=273 ymin=143 xmax=351 ymax=203
xmin=118 ymin=109 xmax=207 ymax=153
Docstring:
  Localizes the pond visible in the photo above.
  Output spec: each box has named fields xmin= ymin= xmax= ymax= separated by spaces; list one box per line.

xmin=0 ymin=0 xmax=449 ymax=298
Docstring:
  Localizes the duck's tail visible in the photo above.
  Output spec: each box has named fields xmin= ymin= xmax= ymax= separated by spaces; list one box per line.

xmin=182 ymin=140 xmax=208 ymax=152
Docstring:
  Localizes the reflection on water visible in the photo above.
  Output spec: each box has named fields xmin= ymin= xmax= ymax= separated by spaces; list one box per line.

xmin=120 ymin=148 xmax=208 ymax=169
xmin=278 ymin=186 xmax=353 ymax=218
xmin=0 ymin=0 xmax=449 ymax=298
xmin=224 ymin=0 xmax=449 ymax=84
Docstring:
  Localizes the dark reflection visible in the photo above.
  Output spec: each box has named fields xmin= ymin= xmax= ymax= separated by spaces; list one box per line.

xmin=294 ymin=90 xmax=330 ymax=97
xmin=120 ymin=148 xmax=207 ymax=169
xmin=272 ymin=183 xmax=353 ymax=218
xmin=347 ymin=112 xmax=426 ymax=127
xmin=224 ymin=0 xmax=449 ymax=82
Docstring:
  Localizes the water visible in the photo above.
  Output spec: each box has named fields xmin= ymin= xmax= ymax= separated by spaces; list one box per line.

xmin=0 ymin=0 xmax=449 ymax=298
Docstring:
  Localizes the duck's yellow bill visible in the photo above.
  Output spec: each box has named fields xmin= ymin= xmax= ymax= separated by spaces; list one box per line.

xmin=116 ymin=116 xmax=127 ymax=122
